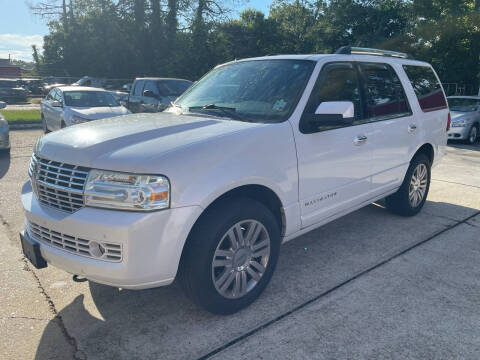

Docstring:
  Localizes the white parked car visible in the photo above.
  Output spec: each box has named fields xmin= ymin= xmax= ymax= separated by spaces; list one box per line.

xmin=447 ymin=96 xmax=480 ymax=144
xmin=21 ymin=47 xmax=449 ymax=314
xmin=41 ymin=86 xmax=130 ymax=132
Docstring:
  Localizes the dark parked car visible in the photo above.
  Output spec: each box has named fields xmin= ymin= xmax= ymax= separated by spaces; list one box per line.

xmin=0 ymin=78 xmax=27 ymax=103
xmin=127 ymin=77 xmax=192 ymax=113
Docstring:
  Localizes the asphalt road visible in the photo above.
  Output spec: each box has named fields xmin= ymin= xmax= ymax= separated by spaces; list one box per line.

xmin=1 ymin=130 xmax=479 ymax=360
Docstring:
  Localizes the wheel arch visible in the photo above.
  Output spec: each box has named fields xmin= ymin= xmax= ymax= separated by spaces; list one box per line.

xmin=197 ymin=184 xmax=285 ymax=237
xmin=178 ymin=184 xmax=286 ymax=273
xmin=412 ymin=143 xmax=434 ymax=164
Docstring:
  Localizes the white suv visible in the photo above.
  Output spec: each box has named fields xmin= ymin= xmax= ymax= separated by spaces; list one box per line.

xmin=21 ymin=47 xmax=449 ymax=314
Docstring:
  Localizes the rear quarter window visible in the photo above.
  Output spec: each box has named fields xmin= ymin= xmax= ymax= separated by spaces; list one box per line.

xmin=403 ymin=65 xmax=447 ymax=112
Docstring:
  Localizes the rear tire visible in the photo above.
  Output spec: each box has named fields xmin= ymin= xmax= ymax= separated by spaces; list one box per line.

xmin=385 ymin=153 xmax=431 ymax=217
xmin=180 ymin=197 xmax=281 ymax=315
xmin=467 ymin=125 xmax=478 ymax=145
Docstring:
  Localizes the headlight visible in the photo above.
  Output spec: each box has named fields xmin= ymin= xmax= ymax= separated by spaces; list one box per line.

xmin=451 ymin=119 xmax=469 ymax=127
xmin=71 ymin=115 xmax=89 ymax=124
xmin=84 ymin=170 xmax=170 ymax=211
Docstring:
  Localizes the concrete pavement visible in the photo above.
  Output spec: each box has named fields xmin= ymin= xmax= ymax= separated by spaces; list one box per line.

xmin=0 ymin=130 xmax=479 ymax=359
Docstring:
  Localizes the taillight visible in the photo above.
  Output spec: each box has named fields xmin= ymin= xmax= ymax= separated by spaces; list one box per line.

xmin=446 ymin=112 xmax=451 ymax=132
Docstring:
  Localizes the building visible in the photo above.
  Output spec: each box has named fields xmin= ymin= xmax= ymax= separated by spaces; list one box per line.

xmin=0 ymin=58 xmax=22 ymax=78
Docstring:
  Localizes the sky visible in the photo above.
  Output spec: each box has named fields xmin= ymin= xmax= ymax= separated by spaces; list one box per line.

xmin=0 ymin=0 xmax=271 ymax=62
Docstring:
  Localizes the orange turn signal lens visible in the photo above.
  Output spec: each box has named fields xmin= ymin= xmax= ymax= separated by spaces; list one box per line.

xmin=151 ymin=191 xmax=169 ymax=201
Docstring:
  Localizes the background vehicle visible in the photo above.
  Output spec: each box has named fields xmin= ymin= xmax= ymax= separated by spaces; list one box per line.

xmin=127 ymin=77 xmax=192 ymax=113
xmin=0 ymin=101 xmax=9 ymax=153
xmin=0 ymin=78 xmax=27 ymax=103
xmin=21 ymin=79 xmax=45 ymax=95
xmin=41 ymin=86 xmax=130 ymax=132
xmin=73 ymin=76 xmax=129 ymax=91
xmin=23 ymin=48 xmax=448 ymax=314
xmin=447 ymin=96 xmax=480 ymax=144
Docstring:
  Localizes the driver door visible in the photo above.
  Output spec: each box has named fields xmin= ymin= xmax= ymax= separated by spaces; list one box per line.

xmin=295 ymin=62 xmax=376 ymax=228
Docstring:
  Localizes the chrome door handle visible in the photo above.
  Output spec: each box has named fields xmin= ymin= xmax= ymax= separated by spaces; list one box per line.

xmin=408 ymin=124 xmax=417 ymax=133
xmin=353 ymin=135 xmax=367 ymax=145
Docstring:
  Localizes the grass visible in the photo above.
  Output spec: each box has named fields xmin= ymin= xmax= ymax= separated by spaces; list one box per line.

xmin=0 ymin=109 xmax=41 ymax=124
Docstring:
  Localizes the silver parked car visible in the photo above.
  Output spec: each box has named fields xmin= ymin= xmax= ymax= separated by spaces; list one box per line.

xmin=0 ymin=101 xmax=9 ymax=154
xmin=41 ymin=86 xmax=131 ymax=133
xmin=447 ymin=96 xmax=480 ymax=144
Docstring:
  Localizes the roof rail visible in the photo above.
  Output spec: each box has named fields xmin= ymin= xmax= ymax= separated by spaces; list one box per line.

xmin=336 ymin=46 xmax=411 ymax=59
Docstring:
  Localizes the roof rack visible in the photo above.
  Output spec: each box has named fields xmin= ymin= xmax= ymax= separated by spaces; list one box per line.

xmin=336 ymin=46 xmax=411 ymax=59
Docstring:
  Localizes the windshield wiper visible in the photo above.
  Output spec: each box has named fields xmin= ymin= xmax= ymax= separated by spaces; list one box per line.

xmin=188 ymin=104 xmax=243 ymax=120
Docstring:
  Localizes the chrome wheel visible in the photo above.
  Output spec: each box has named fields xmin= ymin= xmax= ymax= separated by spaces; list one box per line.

xmin=469 ymin=126 xmax=478 ymax=144
xmin=409 ymin=163 xmax=428 ymax=207
xmin=212 ymin=220 xmax=271 ymax=299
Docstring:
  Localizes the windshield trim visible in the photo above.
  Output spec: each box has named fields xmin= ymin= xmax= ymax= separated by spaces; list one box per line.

xmin=173 ymin=59 xmax=317 ymax=124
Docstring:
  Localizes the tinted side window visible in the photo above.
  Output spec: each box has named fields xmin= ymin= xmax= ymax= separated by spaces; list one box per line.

xmin=157 ymin=80 xmax=192 ymax=97
xmin=143 ymin=80 xmax=160 ymax=96
xmin=403 ymin=65 xmax=447 ymax=112
xmin=54 ymin=89 xmax=63 ymax=103
xmin=133 ymin=80 xmax=145 ymax=96
xmin=47 ymin=90 xmax=55 ymax=101
xmin=358 ymin=63 xmax=411 ymax=120
xmin=301 ymin=63 xmax=362 ymax=133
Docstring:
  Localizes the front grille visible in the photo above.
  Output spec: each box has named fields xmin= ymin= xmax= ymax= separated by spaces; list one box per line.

xmin=30 ymin=155 xmax=90 ymax=213
xmin=28 ymin=221 xmax=122 ymax=262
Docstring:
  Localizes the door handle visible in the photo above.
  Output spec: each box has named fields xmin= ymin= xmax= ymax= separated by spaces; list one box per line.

xmin=353 ymin=135 xmax=367 ymax=145
xmin=408 ymin=124 xmax=417 ymax=133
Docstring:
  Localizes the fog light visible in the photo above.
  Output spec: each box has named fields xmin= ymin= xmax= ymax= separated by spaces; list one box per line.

xmin=89 ymin=241 xmax=105 ymax=257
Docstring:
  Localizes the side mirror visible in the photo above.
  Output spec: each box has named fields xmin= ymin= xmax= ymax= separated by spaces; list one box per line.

xmin=52 ymin=100 xmax=63 ymax=108
xmin=143 ymin=90 xmax=156 ymax=98
xmin=0 ymin=101 xmax=6 ymax=109
xmin=312 ymin=101 xmax=355 ymax=126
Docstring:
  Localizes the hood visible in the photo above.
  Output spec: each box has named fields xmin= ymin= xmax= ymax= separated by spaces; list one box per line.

xmin=35 ymin=112 xmax=263 ymax=172
xmin=69 ymin=106 xmax=128 ymax=120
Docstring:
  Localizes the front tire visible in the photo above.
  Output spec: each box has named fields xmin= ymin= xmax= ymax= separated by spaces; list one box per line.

xmin=180 ymin=198 xmax=281 ymax=315
xmin=386 ymin=153 xmax=431 ymax=216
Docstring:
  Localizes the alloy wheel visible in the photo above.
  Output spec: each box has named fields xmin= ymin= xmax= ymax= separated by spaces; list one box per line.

xmin=211 ymin=220 xmax=271 ymax=299
xmin=409 ymin=163 xmax=428 ymax=207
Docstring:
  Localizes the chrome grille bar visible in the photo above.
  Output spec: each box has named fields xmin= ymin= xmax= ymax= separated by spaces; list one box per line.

xmin=30 ymin=155 xmax=90 ymax=213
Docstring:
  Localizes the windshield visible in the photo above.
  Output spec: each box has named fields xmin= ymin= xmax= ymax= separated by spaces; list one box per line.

xmin=448 ymin=98 xmax=480 ymax=112
xmin=173 ymin=59 xmax=315 ymax=123
xmin=64 ymin=91 xmax=119 ymax=107
xmin=0 ymin=80 xmax=18 ymax=88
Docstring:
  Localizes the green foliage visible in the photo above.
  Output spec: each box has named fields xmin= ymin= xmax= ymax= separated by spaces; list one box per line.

xmin=0 ymin=110 xmax=42 ymax=124
xmin=32 ymin=0 xmax=480 ymax=90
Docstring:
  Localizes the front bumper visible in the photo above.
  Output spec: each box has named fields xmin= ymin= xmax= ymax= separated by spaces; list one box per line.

xmin=447 ymin=126 xmax=469 ymax=140
xmin=21 ymin=180 xmax=202 ymax=289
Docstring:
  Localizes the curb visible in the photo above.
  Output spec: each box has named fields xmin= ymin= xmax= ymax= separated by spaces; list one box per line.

xmin=9 ymin=123 xmax=42 ymax=130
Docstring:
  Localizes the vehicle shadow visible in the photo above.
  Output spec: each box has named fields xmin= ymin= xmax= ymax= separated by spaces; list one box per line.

xmin=0 ymin=151 xmax=11 ymax=179
xmin=34 ymin=200 xmax=479 ymax=360
xmin=447 ymin=140 xmax=480 ymax=151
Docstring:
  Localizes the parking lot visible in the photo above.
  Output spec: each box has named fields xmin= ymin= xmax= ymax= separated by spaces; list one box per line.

xmin=1 ymin=129 xmax=479 ymax=360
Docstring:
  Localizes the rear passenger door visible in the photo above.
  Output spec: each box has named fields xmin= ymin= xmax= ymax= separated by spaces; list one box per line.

xmin=355 ymin=61 xmax=415 ymax=196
